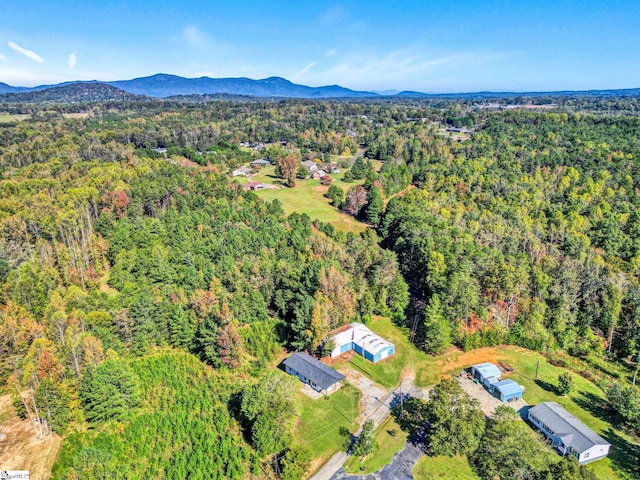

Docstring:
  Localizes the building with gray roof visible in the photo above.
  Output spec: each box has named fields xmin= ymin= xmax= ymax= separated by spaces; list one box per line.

xmin=528 ymin=402 xmax=610 ymax=464
xmin=282 ymin=352 xmax=345 ymax=395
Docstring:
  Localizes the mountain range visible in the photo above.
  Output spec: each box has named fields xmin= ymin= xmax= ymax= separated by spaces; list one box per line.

xmin=1 ymin=73 xmax=639 ymax=103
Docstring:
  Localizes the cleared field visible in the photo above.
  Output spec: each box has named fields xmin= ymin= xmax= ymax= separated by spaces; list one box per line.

xmin=62 ymin=112 xmax=90 ymax=119
xmin=295 ymin=384 xmax=361 ymax=469
xmin=413 ymin=455 xmax=480 ymax=480
xmin=240 ymin=165 xmax=368 ymax=233
xmin=343 ymin=416 xmax=408 ymax=474
xmin=0 ymin=113 xmax=29 ymax=123
xmin=421 ymin=345 xmax=638 ymax=479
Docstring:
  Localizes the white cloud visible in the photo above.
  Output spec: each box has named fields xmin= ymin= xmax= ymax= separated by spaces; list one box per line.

xmin=292 ymin=61 xmax=317 ymax=81
xmin=325 ymin=49 xmax=337 ymax=57
xmin=7 ymin=41 xmax=44 ymax=63
xmin=68 ymin=53 xmax=77 ymax=68
xmin=308 ymin=48 xmax=511 ymax=91
xmin=318 ymin=5 xmax=348 ymax=24
xmin=0 ymin=53 xmax=6 ymax=60
xmin=181 ymin=25 xmax=212 ymax=49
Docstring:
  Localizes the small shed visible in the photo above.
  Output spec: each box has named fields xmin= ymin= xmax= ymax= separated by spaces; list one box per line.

xmin=283 ymin=352 xmax=345 ymax=395
xmin=482 ymin=376 xmax=500 ymax=390
xmin=471 ymin=363 xmax=502 ymax=383
xmin=492 ymin=379 xmax=524 ymax=402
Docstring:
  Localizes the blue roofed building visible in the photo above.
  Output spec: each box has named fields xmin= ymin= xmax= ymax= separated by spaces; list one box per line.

xmin=492 ymin=379 xmax=525 ymax=402
xmin=471 ymin=362 xmax=502 ymax=383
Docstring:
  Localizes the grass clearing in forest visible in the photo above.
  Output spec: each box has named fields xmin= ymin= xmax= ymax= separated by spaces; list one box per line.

xmin=240 ymin=166 xmax=367 ymax=233
xmin=343 ymin=416 xmax=408 ymax=474
xmin=330 ymin=320 xmax=638 ymax=479
xmin=0 ymin=113 xmax=29 ymax=123
xmin=421 ymin=345 xmax=639 ymax=480
xmin=333 ymin=316 xmax=440 ymax=388
xmin=413 ymin=455 xmax=480 ymax=480
xmin=295 ymin=384 xmax=361 ymax=468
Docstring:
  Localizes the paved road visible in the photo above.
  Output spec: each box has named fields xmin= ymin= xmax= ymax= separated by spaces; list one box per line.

xmin=328 ymin=441 xmax=425 ymax=480
xmin=310 ymin=452 xmax=349 ymax=480
xmin=311 ymin=367 xmax=428 ymax=480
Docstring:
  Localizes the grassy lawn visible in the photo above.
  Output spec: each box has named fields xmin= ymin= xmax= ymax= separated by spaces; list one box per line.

xmin=413 ymin=455 xmax=480 ymax=480
xmin=0 ymin=113 xmax=29 ymax=123
xmin=240 ymin=165 xmax=367 ymax=233
xmin=294 ymin=384 xmax=361 ymax=466
xmin=333 ymin=316 xmax=441 ymax=388
xmin=344 ymin=416 xmax=408 ymax=474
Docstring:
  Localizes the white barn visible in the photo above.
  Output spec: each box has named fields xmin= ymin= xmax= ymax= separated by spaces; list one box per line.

xmin=329 ymin=323 xmax=394 ymax=363
xmin=528 ymin=402 xmax=610 ymax=464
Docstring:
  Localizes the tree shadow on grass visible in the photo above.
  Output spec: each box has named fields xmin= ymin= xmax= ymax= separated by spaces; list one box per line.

xmin=602 ymin=428 xmax=640 ymax=479
xmin=574 ymin=390 xmax=640 ymax=479
xmin=535 ymin=378 xmax=558 ymax=395
xmin=573 ymin=390 xmax=613 ymax=425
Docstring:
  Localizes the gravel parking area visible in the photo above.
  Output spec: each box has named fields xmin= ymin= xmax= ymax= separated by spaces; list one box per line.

xmin=457 ymin=373 xmax=528 ymax=416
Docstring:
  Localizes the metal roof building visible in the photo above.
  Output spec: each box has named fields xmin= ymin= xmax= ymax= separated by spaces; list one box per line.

xmin=471 ymin=363 xmax=502 ymax=383
xmin=329 ymin=323 xmax=395 ymax=363
xmin=283 ymin=352 xmax=345 ymax=395
xmin=528 ymin=402 xmax=610 ymax=464
xmin=492 ymin=379 xmax=525 ymax=402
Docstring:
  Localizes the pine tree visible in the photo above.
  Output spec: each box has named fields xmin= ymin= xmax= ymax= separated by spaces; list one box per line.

xmin=365 ymin=185 xmax=384 ymax=226
xmin=352 ymin=420 xmax=378 ymax=457
xmin=422 ymin=295 xmax=451 ymax=354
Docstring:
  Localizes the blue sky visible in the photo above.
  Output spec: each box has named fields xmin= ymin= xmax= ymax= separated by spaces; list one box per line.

xmin=1 ymin=1 xmax=639 ymax=92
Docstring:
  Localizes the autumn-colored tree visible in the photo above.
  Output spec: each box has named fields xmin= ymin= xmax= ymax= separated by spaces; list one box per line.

xmin=343 ymin=185 xmax=368 ymax=216
xmin=277 ymin=155 xmax=301 ymax=187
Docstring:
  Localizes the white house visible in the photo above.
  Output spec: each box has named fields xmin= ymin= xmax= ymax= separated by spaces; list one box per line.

xmin=232 ymin=166 xmax=252 ymax=177
xmin=301 ymin=160 xmax=319 ymax=172
xmin=528 ymin=402 xmax=610 ymax=464
xmin=329 ymin=323 xmax=394 ymax=363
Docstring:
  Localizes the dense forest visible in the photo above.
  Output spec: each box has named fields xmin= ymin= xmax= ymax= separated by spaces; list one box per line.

xmin=1 ymin=96 xmax=640 ymax=478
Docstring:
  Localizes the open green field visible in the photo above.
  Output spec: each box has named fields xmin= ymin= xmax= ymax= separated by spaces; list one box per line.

xmin=413 ymin=455 xmax=480 ymax=480
xmin=0 ymin=113 xmax=29 ymax=123
xmin=333 ymin=316 xmax=441 ymax=388
xmin=240 ymin=165 xmax=368 ymax=233
xmin=344 ymin=416 xmax=408 ymax=474
xmin=294 ymin=384 xmax=361 ymax=467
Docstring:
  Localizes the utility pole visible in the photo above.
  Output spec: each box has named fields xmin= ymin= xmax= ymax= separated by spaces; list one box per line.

xmin=273 ymin=453 xmax=280 ymax=478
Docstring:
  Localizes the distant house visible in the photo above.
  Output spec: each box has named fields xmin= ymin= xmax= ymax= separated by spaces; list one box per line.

xmin=528 ymin=402 xmax=610 ymax=464
xmin=283 ymin=352 xmax=345 ymax=395
xmin=251 ymin=158 xmax=271 ymax=167
xmin=471 ymin=362 xmax=502 ymax=384
xmin=301 ymin=160 xmax=319 ymax=172
xmin=329 ymin=323 xmax=394 ymax=363
xmin=242 ymin=181 xmax=265 ymax=191
xmin=232 ymin=166 xmax=252 ymax=177
xmin=152 ymin=147 xmax=168 ymax=154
